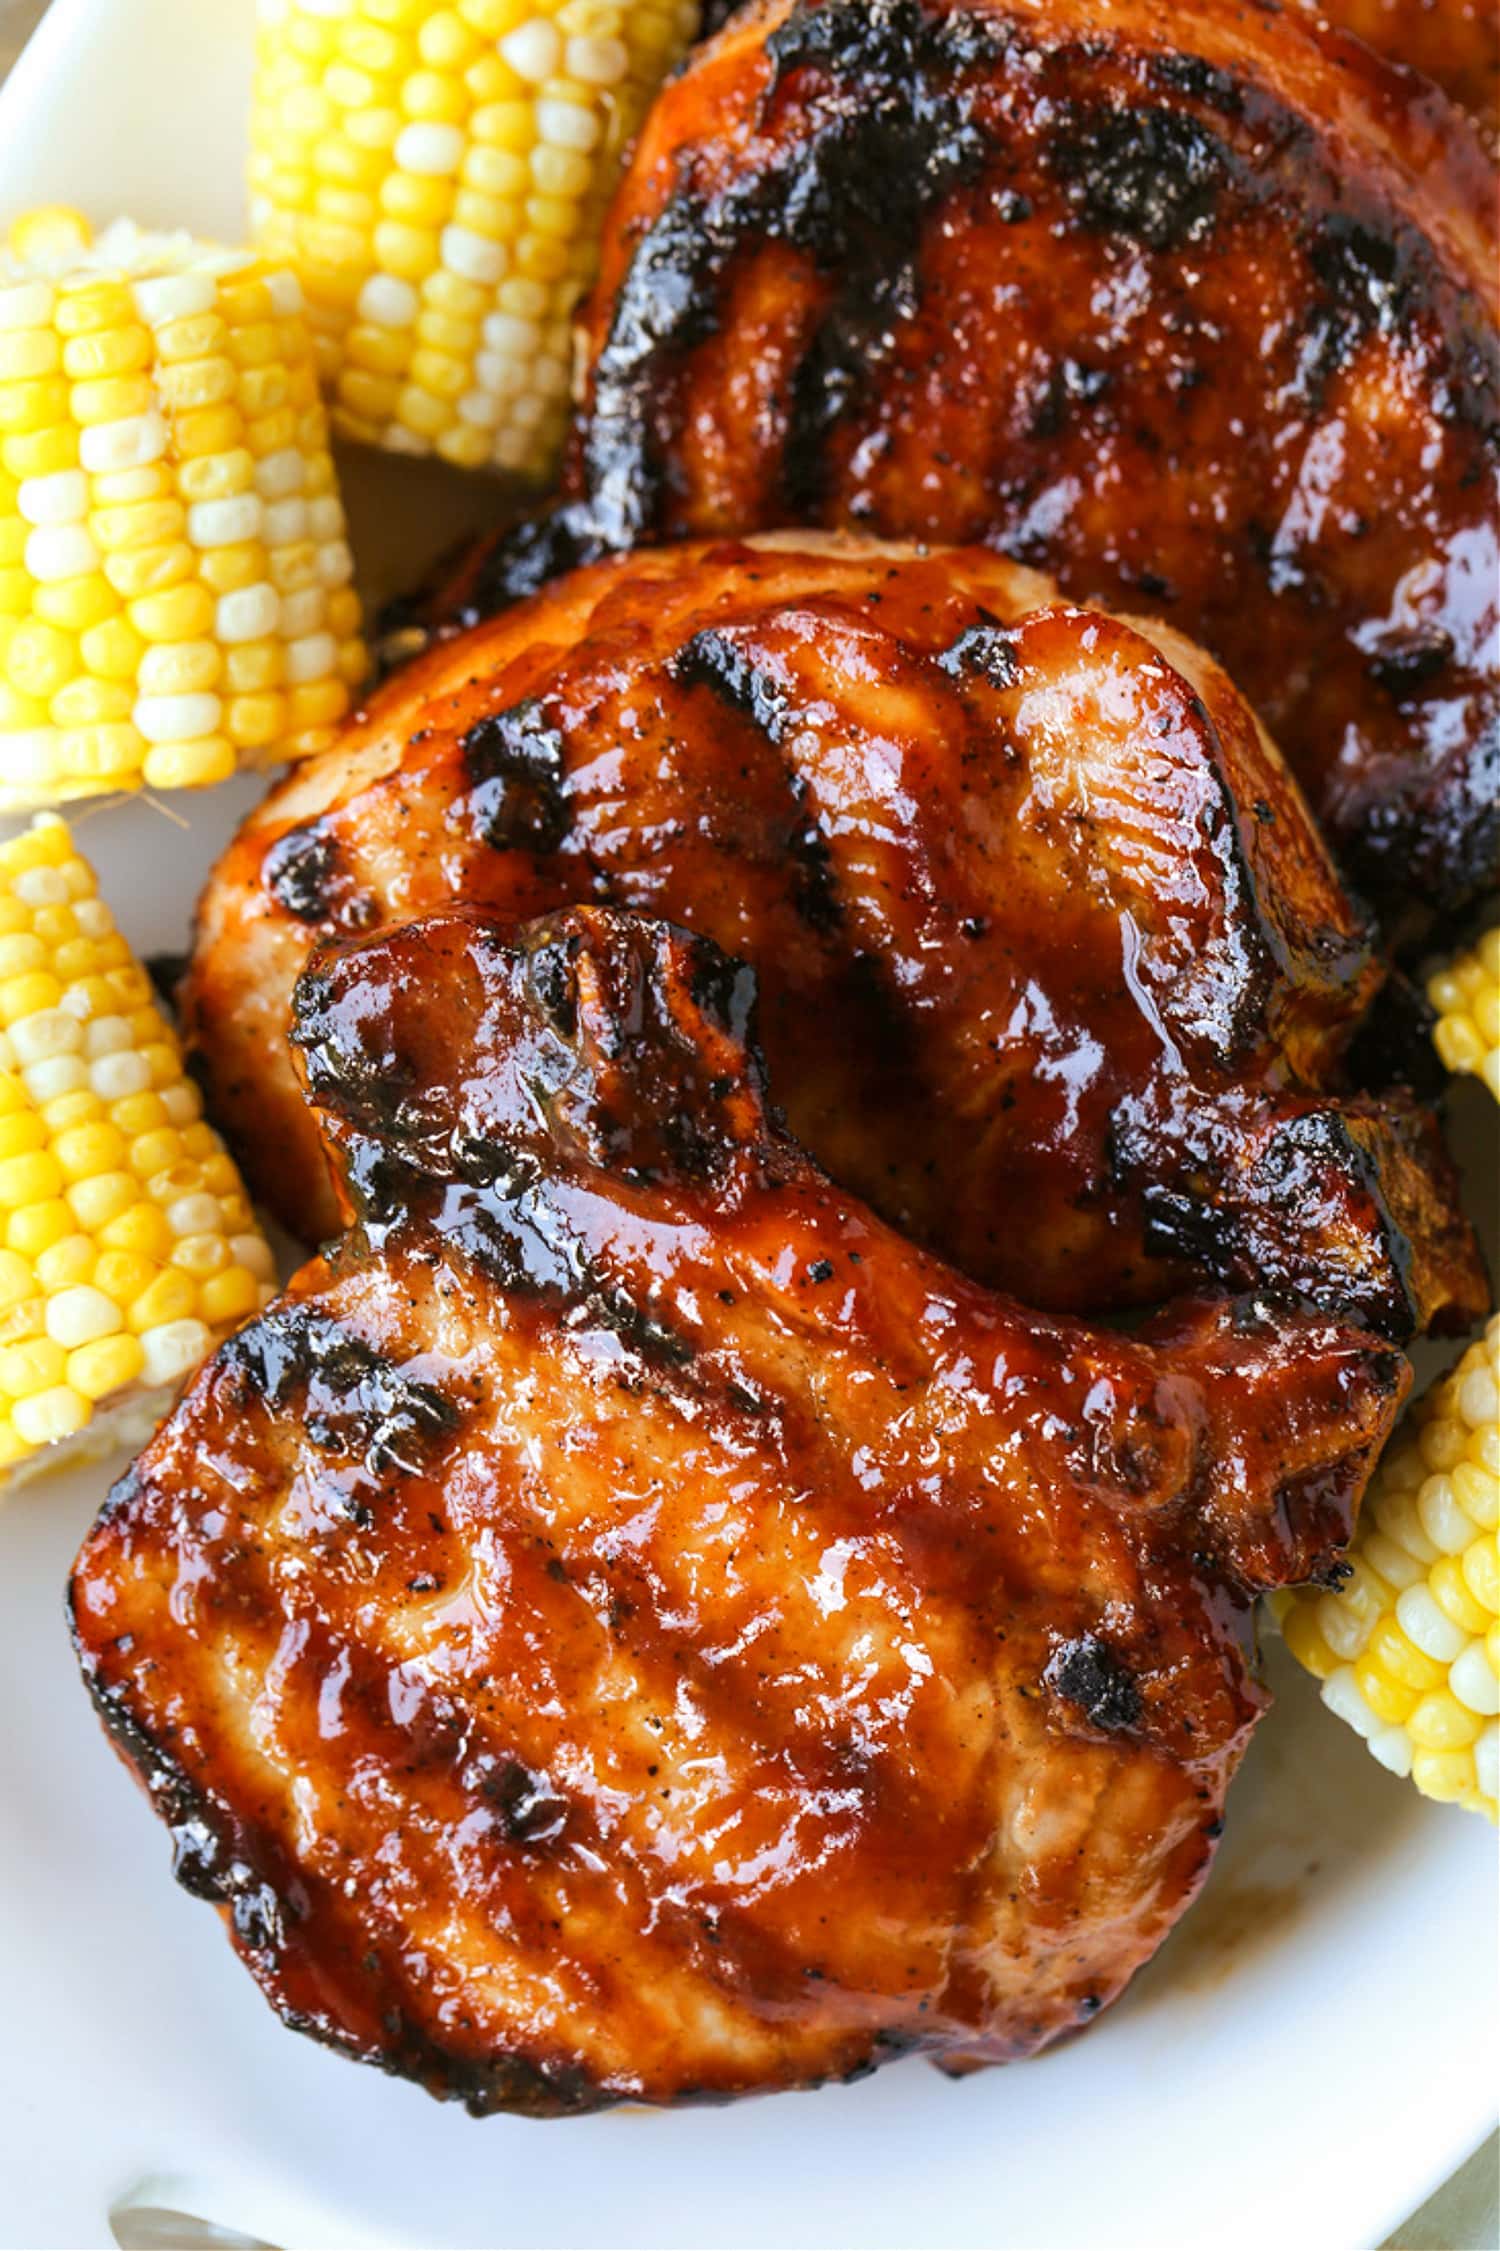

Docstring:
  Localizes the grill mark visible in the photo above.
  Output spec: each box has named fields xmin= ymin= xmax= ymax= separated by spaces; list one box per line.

xmin=1116 ymin=1098 xmax=1417 ymax=1339
xmin=133 ymin=1529 xmax=900 ymax=2103
xmin=574 ymin=0 xmax=1000 ymax=543
xmin=1048 ymin=103 xmax=1229 ymax=253
xmin=454 ymin=698 xmax=570 ymax=854
xmin=672 ymin=626 xmax=842 ymax=934
xmin=219 ymin=1305 xmax=458 ymax=1475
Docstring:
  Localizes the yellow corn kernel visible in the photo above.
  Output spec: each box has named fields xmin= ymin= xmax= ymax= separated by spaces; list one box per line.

xmin=127 ymin=1268 xmax=198 ymax=1333
xmin=248 ymin=0 xmax=694 ymax=476
xmin=11 ymin=1383 xmax=87 ymax=1447
xmin=1428 ymin=927 xmax=1499 ymax=1102
xmin=67 ymin=1331 xmax=146 ymax=1401
xmin=0 ymin=1333 xmax=65 ymax=1397
xmin=199 ymin=1266 xmax=261 ymax=1326
xmin=1 ymin=216 xmax=364 ymax=806
xmin=97 ymin=1201 xmax=173 ymax=1260
xmin=1281 ymin=1315 xmax=1500 ymax=1821
xmin=0 ymin=817 xmax=276 ymax=1484
xmin=7 ymin=1198 xmax=73 ymax=1258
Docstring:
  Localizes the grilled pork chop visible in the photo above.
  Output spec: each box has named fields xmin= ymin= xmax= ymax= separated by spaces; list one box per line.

xmin=412 ymin=0 xmax=1499 ymax=934
xmin=73 ymin=904 xmax=1408 ymax=2112
xmin=185 ymin=536 xmax=1485 ymax=1335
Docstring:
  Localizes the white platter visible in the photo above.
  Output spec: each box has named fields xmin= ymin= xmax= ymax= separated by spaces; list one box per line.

xmin=0 ymin=5 xmax=1496 ymax=2248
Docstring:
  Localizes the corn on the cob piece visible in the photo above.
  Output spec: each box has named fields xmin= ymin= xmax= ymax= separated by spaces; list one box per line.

xmin=0 ymin=815 xmax=275 ymax=1486
xmin=0 ymin=209 xmax=365 ymax=811
xmin=1428 ymin=925 xmax=1499 ymax=1102
xmin=1278 ymin=1315 xmax=1499 ymax=1822
xmin=248 ymin=0 xmax=700 ymax=478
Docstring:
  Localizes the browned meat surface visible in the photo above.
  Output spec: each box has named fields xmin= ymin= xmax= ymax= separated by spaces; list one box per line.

xmin=185 ymin=536 xmax=1486 ymax=1337
xmin=409 ymin=0 xmax=1500 ymax=935
xmin=72 ymin=904 xmax=1408 ymax=2113
xmin=1301 ymin=0 xmax=1498 ymax=142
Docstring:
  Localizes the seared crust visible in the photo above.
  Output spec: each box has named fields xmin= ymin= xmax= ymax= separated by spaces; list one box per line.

xmin=72 ymin=905 xmax=1408 ymax=2112
xmin=1301 ymin=0 xmax=1498 ymax=143
xmin=185 ymin=534 xmax=1487 ymax=1335
xmin=416 ymin=0 xmax=1500 ymax=933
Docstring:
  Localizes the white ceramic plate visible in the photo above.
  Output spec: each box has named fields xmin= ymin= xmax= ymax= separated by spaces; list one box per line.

xmin=0 ymin=6 xmax=1495 ymax=2247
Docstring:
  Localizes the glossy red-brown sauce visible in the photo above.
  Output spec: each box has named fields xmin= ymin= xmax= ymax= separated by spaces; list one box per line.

xmin=72 ymin=907 xmax=1409 ymax=2110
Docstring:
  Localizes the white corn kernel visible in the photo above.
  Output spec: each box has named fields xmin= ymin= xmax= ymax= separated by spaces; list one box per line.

xmin=565 ymin=33 xmax=627 ymax=84
xmin=45 ymin=1285 xmax=124 ymax=1350
xmin=279 ymin=587 xmax=327 ymax=638
xmin=395 ymin=123 xmax=466 ymax=177
xmin=82 ymin=1014 xmax=131 ymax=1058
xmin=1396 ymin=1582 xmax=1471 ymax=1663
xmin=1368 ymin=1726 xmax=1415 ymax=1778
xmin=133 ymin=271 xmax=217 ymax=325
xmin=1321 ymin=1666 xmax=1382 ymax=1740
xmin=133 ymin=694 xmax=224 ymax=745
xmin=232 ymin=1232 xmax=276 ymax=1280
xmin=187 ymin=494 xmax=264 ymax=549
xmin=12 ymin=866 xmax=70 ymax=907
xmin=216 ymin=584 xmax=280 ymax=644
xmin=22 ymin=1056 xmax=87 ymax=1103
xmin=306 ymin=495 xmax=344 ymax=542
xmin=357 ymin=274 xmax=419 ymax=329
xmin=502 ymin=20 xmax=563 ymax=81
xmin=78 ymin=410 xmax=168 ymax=473
xmin=25 ymin=524 xmax=99 ymax=583
xmin=440 ymin=226 xmax=508 ymax=286
xmin=17 ymin=470 xmax=88 ymax=527
xmin=1450 ymin=1641 xmax=1500 ymax=1717
xmin=0 ymin=278 xmax=55 ymax=330
xmin=254 ymin=446 xmax=308 ymax=499
xmin=315 ymin=540 xmax=354 ymax=588
xmin=9 ymin=1008 xmax=83 ymax=1065
xmin=140 ymin=1317 xmax=214 ymax=1388
xmin=536 ymin=100 xmax=600 ymax=154
xmin=89 ymin=1050 xmax=153 ymax=1101
xmin=166 ymin=1192 xmax=222 ymax=1238
xmin=1475 ymin=1721 xmax=1499 ymax=1805
xmin=263 ymin=498 xmax=309 ymax=546
xmin=286 ymin=632 xmax=336 ymax=684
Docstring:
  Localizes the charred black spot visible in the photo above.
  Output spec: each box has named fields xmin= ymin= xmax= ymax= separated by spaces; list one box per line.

xmin=572 ymin=0 xmax=999 ymax=539
xmin=526 ymin=929 xmax=581 ymax=1039
xmin=456 ymin=698 xmax=569 ymax=853
xmin=1046 ymin=1635 xmax=1142 ymax=1733
xmin=936 ymin=617 xmax=1021 ymax=688
xmin=1148 ymin=52 xmax=1246 ymax=116
xmin=673 ymin=629 xmax=792 ymax=741
xmin=1050 ymin=104 xmax=1227 ymax=253
xmin=479 ymin=1757 xmax=572 ymax=1847
xmin=1028 ymin=356 xmax=1112 ymax=441
xmin=231 ymin=1878 xmax=288 ymax=1955
xmin=221 ymin=1305 xmax=457 ymax=1473
xmin=265 ymin=825 xmax=344 ymax=924
xmin=687 ymin=942 xmax=758 ymax=1048
xmin=457 ymin=499 xmax=611 ymax=623
xmin=1366 ymin=624 xmax=1456 ymax=700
